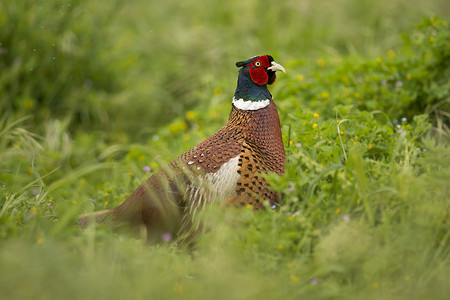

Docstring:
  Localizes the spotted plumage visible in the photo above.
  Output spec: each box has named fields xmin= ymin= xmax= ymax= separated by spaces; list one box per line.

xmin=79 ymin=55 xmax=286 ymax=240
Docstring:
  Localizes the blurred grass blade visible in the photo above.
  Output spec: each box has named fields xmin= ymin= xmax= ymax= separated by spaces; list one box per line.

xmin=46 ymin=163 xmax=116 ymax=194
xmin=337 ymin=119 xmax=349 ymax=162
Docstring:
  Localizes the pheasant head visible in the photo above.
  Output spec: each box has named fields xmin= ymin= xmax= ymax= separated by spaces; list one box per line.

xmin=233 ymin=55 xmax=285 ymax=110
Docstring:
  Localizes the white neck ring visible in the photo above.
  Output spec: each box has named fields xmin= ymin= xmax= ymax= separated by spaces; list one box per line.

xmin=232 ymin=97 xmax=270 ymax=111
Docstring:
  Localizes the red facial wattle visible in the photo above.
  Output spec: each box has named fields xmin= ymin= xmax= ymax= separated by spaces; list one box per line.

xmin=249 ymin=55 xmax=271 ymax=86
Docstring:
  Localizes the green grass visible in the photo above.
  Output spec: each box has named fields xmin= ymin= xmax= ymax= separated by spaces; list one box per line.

xmin=1 ymin=1 xmax=450 ymax=299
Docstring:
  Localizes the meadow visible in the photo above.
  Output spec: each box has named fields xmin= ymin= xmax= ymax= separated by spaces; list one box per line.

xmin=0 ymin=0 xmax=449 ymax=299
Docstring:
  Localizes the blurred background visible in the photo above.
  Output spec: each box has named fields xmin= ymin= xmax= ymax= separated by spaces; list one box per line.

xmin=1 ymin=0 xmax=449 ymax=143
xmin=1 ymin=2 xmax=449 ymax=299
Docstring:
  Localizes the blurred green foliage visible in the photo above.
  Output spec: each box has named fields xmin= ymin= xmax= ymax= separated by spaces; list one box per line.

xmin=277 ymin=17 xmax=450 ymax=120
xmin=0 ymin=0 xmax=449 ymax=299
xmin=1 ymin=0 xmax=449 ymax=140
xmin=0 ymin=1 xmax=120 ymax=127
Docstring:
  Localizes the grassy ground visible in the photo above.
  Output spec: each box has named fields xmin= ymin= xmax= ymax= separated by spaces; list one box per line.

xmin=1 ymin=1 xmax=449 ymax=299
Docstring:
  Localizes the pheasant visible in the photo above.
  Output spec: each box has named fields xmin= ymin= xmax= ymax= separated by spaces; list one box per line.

xmin=79 ymin=55 xmax=286 ymax=240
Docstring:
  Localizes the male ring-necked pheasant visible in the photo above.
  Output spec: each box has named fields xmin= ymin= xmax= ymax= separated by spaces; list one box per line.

xmin=79 ymin=55 xmax=286 ymax=239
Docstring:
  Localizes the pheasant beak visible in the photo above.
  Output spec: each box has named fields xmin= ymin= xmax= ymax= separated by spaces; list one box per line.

xmin=268 ymin=61 xmax=286 ymax=73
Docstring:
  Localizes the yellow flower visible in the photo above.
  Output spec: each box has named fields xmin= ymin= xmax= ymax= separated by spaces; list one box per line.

xmin=341 ymin=76 xmax=349 ymax=83
xmin=354 ymin=92 xmax=361 ymax=99
xmin=388 ymin=50 xmax=395 ymax=58
xmin=72 ymin=200 xmax=77 ymax=205
xmin=406 ymin=74 xmax=412 ymax=80
xmin=287 ymin=264 xmax=293 ymax=269
xmin=288 ymin=216 xmax=294 ymax=221
xmin=340 ymin=131 xmax=344 ymax=135
xmin=368 ymin=145 xmax=373 ymax=150
xmin=5 ymin=196 xmax=8 ymax=200
xmin=316 ymin=59 xmax=325 ymax=67
xmin=185 ymin=111 xmax=195 ymax=120
xmin=209 ymin=110 xmax=217 ymax=118
xmin=290 ymin=275 xmax=299 ymax=282
xmin=312 ymin=123 xmax=318 ymax=129
xmin=297 ymin=74 xmax=304 ymax=81
xmin=321 ymin=92 xmax=329 ymax=99
xmin=377 ymin=134 xmax=382 ymax=137
xmin=278 ymin=244 xmax=284 ymax=250
xmin=128 ymin=170 xmax=133 ymax=176
xmin=138 ymin=154 xmax=145 ymax=161
xmin=313 ymin=112 xmax=319 ymax=118
xmin=36 ymin=237 xmax=43 ymax=244
xmin=24 ymin=98 xmax=34 ymax=110
xmin=169 ymin=121 xmax=188 ymax=134
xmin=336 ymin=208 xmax=341 ymax=213
xmin=372 ymin=282 xmax=380 ymax=289
xmin=429 ymin=36 xmax=435 ymax=42
xmin=289 ymin=140 xmax=293 ymax=145
xmin=404 ymin=276 xmax=410 ymax=281
xmin=214 ymin=87 xmax=222 ymax=95
xmin=376 ymin=57 xmax=383 ymax=63
xmin=104 ymin=201 xmax=108 ymax=206
xmin=28 ymin=167 xmax=34 ymax=174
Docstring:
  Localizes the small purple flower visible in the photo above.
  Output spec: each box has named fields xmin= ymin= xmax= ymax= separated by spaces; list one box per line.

xmin=310 ymin=279 xmax=319 ymax=285
xmin=395 ymin=81 xmax=403 ymax=87
xmin=47 ymin=202 xmax=52 ymax=206
xmin=342 ymin=214 xmax=350 ymax=221
xmin=143 ymin=166 xmax=151 ymax=172
xmin=381 ymin=80 xmax=387 ymax=86
xmin=289 ymin=186 xmax=294 ymax=191
xmin=295 ymin=142 xmax=302 ymax=147
xmin=401 ymin=117 xmax=407 ymax=122
xmin=397 ymin=129 xmax=403 ymax=133
xmin=161 ymin=232 xmax=173 ymax=242
xmin=90 ymin=199 xmax=97 ymax=206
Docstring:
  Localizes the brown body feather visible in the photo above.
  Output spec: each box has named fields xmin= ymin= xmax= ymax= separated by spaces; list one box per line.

xmin=79 ymin=100 xmax=285 ymax=237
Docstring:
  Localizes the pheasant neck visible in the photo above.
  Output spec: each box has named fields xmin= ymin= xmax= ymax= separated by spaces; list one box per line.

xmin=233 ymin=70 xmax=272 ymax=111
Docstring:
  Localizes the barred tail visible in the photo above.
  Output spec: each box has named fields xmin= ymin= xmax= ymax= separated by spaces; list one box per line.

xmin=78 ymin=209 xmax=113 ymax=228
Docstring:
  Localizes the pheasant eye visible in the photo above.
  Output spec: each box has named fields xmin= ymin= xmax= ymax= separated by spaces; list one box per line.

xmin=254 ymin=61 xmax=261 ymax=67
